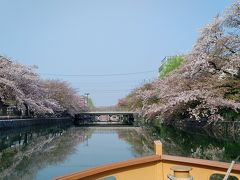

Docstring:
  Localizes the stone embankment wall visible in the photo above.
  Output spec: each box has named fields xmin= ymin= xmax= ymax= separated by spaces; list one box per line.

xmin=0 ymin=117 xmax=73 ymax=130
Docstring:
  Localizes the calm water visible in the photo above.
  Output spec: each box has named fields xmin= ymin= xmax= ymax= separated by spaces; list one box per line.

xmin=0 ymin=123 xmax=239 ymax=180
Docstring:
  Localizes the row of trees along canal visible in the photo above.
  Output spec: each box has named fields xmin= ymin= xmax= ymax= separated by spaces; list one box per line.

xmin=0 ymin=58 xmax=92 ymax=118
xmin=118 ymin=1 xmax=240 ymax=130
xmin=1 ymin=0 xmax=240 ymax=130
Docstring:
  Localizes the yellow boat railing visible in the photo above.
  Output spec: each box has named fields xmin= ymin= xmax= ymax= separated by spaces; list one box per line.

xmin=54 ymin=141 xmax=240 ymax=180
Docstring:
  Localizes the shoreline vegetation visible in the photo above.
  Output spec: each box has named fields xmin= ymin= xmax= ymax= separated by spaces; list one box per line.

xmin=118 ymin=1 xmax=240 ymax=129
xmin=0 ymin=1 xmax=239 ymax=134
xmin=0 ymin=57 xmax=88 ymax=119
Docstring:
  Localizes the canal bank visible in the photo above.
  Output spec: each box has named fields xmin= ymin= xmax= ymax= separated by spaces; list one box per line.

xmin=0 ymin=117 xmax=73 ymax=130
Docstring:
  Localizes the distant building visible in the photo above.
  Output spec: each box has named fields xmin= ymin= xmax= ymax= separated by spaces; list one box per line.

xmin=158 ymin=56 xmax=171 ymax=77
xmin=158 ymin=55 xmax=184 ymax=78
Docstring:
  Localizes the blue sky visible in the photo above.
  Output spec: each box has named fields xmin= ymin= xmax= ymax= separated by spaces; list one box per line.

xmin=0 ymin=0 xmax=235 ymax=106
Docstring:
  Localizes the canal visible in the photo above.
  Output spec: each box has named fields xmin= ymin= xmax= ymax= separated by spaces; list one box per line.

xmin=0 ymin=123 xmax=239 ymax=180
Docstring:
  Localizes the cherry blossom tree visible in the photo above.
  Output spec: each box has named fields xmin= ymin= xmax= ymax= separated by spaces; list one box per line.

xmin=44 ymin=80 xmax=86 ymax=115
xmin=0 ymin=56 xmax=86 ymax=117
xmin=118 ymin=0 xmax=240 ymax=123
xmin=0 ymin=56 xmax=61 ymax=115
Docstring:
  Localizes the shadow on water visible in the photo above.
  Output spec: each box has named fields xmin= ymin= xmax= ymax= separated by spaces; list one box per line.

xmin=107 ymin=124 xmax=240 ymax=163
xmin=147 ymin=125 xmax=240 ymax=162
xmin=0 ymin=123 xmax=239 ymax=179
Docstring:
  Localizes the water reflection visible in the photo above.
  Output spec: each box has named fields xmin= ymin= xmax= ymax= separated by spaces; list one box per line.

xmin=149 ymin=125 xmax=240 ymax=162
xmin=0 ymin=124 xmax=239 ymax=180
xmin=0 ymin=125 xmax=91 ymax=180
xmin=0 ymin=126 xmax=153 ymax=180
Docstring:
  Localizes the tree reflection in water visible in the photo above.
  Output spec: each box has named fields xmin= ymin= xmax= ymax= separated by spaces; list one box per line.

xmin=0 ymin=125 xmax=239 ymax=180
xmin=0 ymin=125 xmax=92 ymax=180
xmin=109 ymin=125 xmax=240 ymax=163
xmin=146 ymin=125 xmax=240 ymax=162
xmin=103 ymin=125 xmax=240 ymax=163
